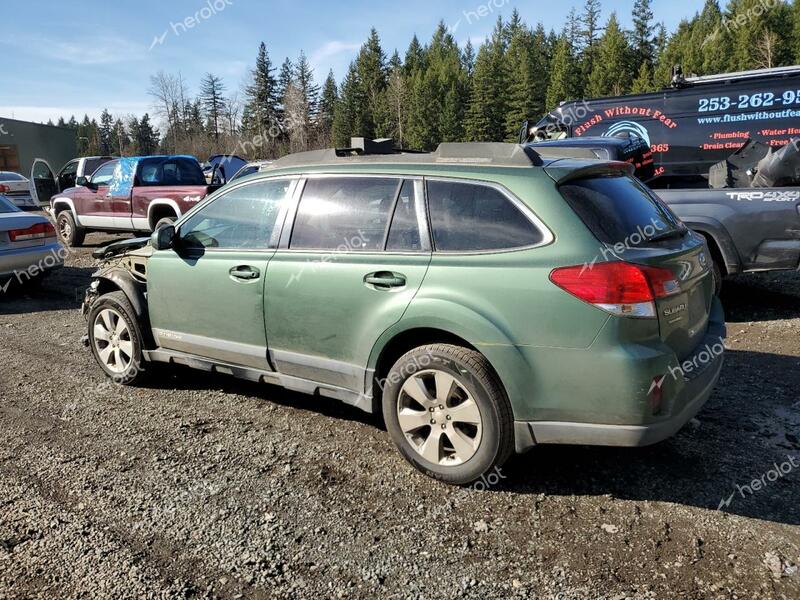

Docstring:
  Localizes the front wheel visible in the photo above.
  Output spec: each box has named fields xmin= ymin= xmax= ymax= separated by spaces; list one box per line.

xmin=56 ymin=211 xmax=85 ymax=247
xmin=382 ymin=344 xmax=514 ymax=485
xmin=87 ymin=291 xmax=148 ymax=385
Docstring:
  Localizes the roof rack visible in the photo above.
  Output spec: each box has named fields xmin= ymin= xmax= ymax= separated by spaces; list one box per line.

xmin=678 ymin=65 xmax=800 ymax=87
xmin=267 ymin=140 xmax=545 ymax=170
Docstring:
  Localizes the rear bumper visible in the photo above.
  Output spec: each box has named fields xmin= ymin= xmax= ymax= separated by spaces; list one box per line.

xmin=0 ymin=242 xmax=65 ymax=279
xmin=514 ymin=301 xmax=726 ymax=452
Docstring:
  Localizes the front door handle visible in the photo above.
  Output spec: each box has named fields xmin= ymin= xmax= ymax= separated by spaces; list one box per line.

xmin=364 ymin=271 xmax=406 ymax=289
xmin=229 ymin=265 xmax=260 ymax=281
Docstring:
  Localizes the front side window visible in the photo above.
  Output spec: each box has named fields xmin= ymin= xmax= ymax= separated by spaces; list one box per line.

xmin=179 ymin=179 xmax=291 ymax=249
xmin=59 ymin=161 xmax=79 ymax=189
xmin=427 ymin=180 xmax=543 ymax=252
xmin=290 ymin=177 xmax=399 ymax=251
xmin=90 ymin=161 xmax=117 ymax=186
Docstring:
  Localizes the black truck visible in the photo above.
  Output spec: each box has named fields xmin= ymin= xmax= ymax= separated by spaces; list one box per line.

xmin=522 ymin=65 xmax=800 ymax=292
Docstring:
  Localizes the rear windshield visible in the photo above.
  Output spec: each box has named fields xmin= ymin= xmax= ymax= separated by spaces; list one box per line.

xmin=0 ymin=195 xmax=20 ymax=213
xmin=559 ymin=175 xmax=684 ymax=245
xmin=0 ymin=172 xmax=26 ymax=181
xmin=136 ymin=157 xmax=206 ymax=187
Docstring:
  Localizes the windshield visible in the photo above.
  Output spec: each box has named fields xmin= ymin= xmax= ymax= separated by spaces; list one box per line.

xmin=559 ymin=175 xmax=684 ymax=246
xmin=0 ymin=194 xmax=21 ymax=213
xmin=0 ymin=171 xmax=26 ymax=182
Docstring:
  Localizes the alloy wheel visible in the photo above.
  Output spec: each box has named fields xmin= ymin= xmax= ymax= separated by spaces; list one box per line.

xmin=397 ymin=369 xmax=483 ymax=466
xmin=93 ymin=308 xmax=134 ymax=374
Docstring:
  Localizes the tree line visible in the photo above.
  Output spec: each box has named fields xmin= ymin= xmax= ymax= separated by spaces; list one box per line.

xmin=51 ymin=0 xmax=800 ymax=159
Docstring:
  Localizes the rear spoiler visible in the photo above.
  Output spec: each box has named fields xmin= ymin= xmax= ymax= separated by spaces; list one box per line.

xmin=544 ymin=160 xmax=635 ymax=185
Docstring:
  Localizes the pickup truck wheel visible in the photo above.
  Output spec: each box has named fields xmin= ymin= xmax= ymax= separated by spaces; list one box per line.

xmin=56 ymin=211 xmax=85 ymax=247
xmin=154 ymin=217 xmax=176 ymax=231
xmin=711 ymin=259 xmax=723 ymax=296
xmin=87 ymin=291 xmax=147 ymax=385
xmin=383 ymin=344 xmax=514 ymax=485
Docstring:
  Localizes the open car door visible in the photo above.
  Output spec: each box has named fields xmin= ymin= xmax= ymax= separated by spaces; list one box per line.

xmin=30 ymin=159 xmax=58 ymax=206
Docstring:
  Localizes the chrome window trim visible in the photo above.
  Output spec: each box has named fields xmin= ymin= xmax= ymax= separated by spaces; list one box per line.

xmin=423 ymin=175 xmax=555 ymax=255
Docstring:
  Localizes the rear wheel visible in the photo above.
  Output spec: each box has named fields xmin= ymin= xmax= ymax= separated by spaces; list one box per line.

xmin=87 ymin=291 xmax=147 ymax=385
xmin=56 ymin=211 xmax=85 ymax=247
xmin=710 ymin=258 xmax=723 ymax=296
xmin=382 ymin=344 xmax=514 ymax=485
xmin=154 ymin=216 xmax=176 ymax=231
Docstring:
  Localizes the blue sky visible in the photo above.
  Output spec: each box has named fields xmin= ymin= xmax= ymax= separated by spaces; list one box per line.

xmin=2 ymin=0 xmax=705 ymax=124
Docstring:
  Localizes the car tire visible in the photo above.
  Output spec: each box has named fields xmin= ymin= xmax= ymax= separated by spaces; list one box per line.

xmin=154 ymin=216 xmax=176 ymax=231
xmin=711 ymin=258 xmax=723 ymax=296
xmin=87 ymin=291 xmax=148 ymax=385
xmin=382 ymin=344 xmax=514 ymax=485
xmin=56 ymin=211 xmax=85 ymax=247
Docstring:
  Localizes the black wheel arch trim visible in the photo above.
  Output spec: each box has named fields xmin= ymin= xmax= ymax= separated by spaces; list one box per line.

xmin=682 ymin=217 xmax=741 ymax=275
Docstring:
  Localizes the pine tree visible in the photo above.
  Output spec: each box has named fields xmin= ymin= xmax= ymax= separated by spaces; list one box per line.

xmin=242 ymin=42 xmax=279 ymax=140
xmin=356 ymin=28 xmax=390 ymax=138
xmin=587 ymin=13 xmax=634 ymax=98
xmin=631 ymin=60 xmax=655 ymax=93
xmin=136 ymin=114 xmax=159 ymax=154
xmin=332 ymin=62 xmax=366 ymax=147
xmin=318 ymin=70 xmax=338 ymax=146
xmin=113 ymin=118 xmax=130 ymax=155
xmin=277 ymin=58 xmax=294 ymax=105
xmin=462 ymin=40 xmax=476 ymax=77
xmin=580 ymin=0 xmax=604 ymax=78
xmin=200 ymin=73 xmax=226 ymax=140
xmin=98 ymin=109 xmax=114 ymax=156
xmin=546 ymin=34 xmax=580 ymax=110
xmin=632 ymin=0 xmax=655 ymax=67
xmin=404 ymin=35 xmax=426 ymax=76
xmin=504 ymin=22 xmax=549 ymax=141
xmin=294 ymin=51 xmax=320 ymax=120
xmin=464 ymin=19 xmax=508 ymax=142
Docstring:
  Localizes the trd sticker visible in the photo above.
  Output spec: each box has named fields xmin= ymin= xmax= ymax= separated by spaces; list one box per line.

xmin=726 ymin=191 xmax=800 ymax=202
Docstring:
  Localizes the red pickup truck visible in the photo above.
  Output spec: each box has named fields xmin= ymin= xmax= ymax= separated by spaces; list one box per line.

xmin=45 ymin=155 xmax=215 ymax=247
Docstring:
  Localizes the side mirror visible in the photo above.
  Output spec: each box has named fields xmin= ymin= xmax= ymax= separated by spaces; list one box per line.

xmin=150 ymin=224 xmax=176 ymax=250
xmin=76 ymin=176 xmax=89 ymax=187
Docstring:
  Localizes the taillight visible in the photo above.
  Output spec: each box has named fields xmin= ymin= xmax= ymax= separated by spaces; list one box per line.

xmin=0 ymin=184 xmax=8 ymax=193
xmin=549 ymin=262 xmax=680 ymax=318
xmin=9 ymin=222 xmax=56 ymax=242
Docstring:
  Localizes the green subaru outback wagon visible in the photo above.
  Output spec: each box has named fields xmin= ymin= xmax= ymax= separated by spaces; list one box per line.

xmin=83 ymin=143 xmax=725 ymax=484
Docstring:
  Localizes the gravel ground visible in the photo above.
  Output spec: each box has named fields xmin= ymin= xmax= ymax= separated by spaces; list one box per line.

xmin=1 ymin=230 xmax=799 ymax=599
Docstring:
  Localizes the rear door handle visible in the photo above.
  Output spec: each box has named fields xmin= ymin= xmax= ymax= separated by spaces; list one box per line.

xmin=229 ymin=265 xmax=260 ymax=280
xmin=364 ymin=271 xmax=406 ymax=289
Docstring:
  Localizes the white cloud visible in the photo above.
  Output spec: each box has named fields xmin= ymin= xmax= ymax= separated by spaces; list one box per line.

xmin=309 ymin=40 xmax=361 ymax=69
xmin=2 ymin=34 xmax=148 ymax=66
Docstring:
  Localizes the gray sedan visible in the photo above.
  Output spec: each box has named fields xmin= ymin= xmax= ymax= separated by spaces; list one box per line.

xmin=0 ymin=195 xmax=64 ymax=291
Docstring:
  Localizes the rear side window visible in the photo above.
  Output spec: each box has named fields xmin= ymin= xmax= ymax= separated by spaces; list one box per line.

xmin=386 ymin=180 xmax=423 ymax=251
xmin=559 ymin=175 xmax=683 ymax=245
xmin=427 ymin=180 xmax=543 ymax=252
xmin=290 ymin=177 xmax=398 ymax=251
xmin=137 ymin=157 xmax=206 ymax=186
